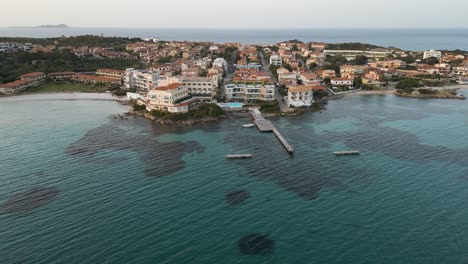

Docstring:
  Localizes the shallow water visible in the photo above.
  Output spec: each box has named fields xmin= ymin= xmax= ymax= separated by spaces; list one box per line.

xmin=1 ymin=92 xmax=468 ymax=263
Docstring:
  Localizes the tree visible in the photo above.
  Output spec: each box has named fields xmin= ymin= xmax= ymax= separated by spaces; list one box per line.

xmin=309 ymin=62 xmax=318 ymax=70
xmin=354 ymin=76 xmax=363 ymax=88
xmin=353 ymin=55 xmax=368 ymax=65
xmin=423 ymin=57 xmax=439 ymax=65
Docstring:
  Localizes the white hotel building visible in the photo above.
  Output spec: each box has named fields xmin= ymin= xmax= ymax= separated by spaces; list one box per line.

xmin=124 ymin=68 xmax=160 ymax=92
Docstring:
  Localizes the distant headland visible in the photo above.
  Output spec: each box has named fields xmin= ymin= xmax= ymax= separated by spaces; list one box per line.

xmin=9 ymin=24 xmax=70 ymax=29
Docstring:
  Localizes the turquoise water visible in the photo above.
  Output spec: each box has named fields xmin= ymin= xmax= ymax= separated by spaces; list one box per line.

xmin=1 ymin=92 xmax=468 ymax=263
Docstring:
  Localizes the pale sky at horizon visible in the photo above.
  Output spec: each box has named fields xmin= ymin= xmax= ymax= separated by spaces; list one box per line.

xmin=2 ymin=0 xmax=467 ymax=28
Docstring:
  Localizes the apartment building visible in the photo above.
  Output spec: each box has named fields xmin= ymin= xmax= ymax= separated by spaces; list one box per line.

xmin=423 ymin=50 xmax=442 ymax=59
xmin=224 ymin=82 xmax=275 ymax=102
xmin=0 ymin=72 xmax=46 ymax=95
xmin=48 ymin=72 xmax=76 ymax=81
xmin=269 ymin=55 xmax=282 ymax=66
xmin=124 ymin=68 xmax=160 ymax=92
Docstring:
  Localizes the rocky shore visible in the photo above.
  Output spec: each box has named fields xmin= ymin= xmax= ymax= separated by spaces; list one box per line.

xmin=128 ymin=110 xmax=223 ymax=126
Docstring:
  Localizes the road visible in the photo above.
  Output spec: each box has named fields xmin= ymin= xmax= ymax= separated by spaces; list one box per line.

xmin=258 ymin=51 xmax=290 ymax=113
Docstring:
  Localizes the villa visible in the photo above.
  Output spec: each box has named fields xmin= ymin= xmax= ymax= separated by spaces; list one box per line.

xmin=285 ymin=85 xmax=314 ymax=107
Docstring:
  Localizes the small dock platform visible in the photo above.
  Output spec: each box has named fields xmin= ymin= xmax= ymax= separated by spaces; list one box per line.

xmin=226 ymin=154 xmax=253 ymax=159
xmin=250 ymin=108 xmax=294 ymax=154
xmin=334 ymin=151 xmax=360 ymax=156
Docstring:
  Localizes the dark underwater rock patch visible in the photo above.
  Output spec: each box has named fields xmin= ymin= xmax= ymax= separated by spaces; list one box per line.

xmin=1 ymin=187 xmax=59 ymax=214
xmin=239 ymin=233 xmax=274 ymax=255
xmin=225 ymin=190 xmax=250 ymax=206
xmin=66 ymin=124 xmax=205 ymax=177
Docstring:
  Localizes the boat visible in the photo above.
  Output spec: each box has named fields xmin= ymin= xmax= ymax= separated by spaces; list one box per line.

xmin=242 ymin=124 xmax=255 ymax=128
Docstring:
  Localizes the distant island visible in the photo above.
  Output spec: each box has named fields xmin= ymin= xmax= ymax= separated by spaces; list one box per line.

xmin=9 ymin=24 xmax=70 ymax=29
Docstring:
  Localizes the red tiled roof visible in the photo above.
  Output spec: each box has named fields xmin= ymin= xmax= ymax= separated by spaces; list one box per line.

xmin=20 ymin=72 xmax=45 ymax=78
xmin=154 ymin=83 xmax=182 ymax=91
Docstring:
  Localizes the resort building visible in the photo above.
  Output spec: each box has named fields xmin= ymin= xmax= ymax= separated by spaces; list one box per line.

xmin=0 ymin=80 xmax=32 ymax=95
xmin=20 ymin=72 xmax=46 ymax=87
xmin=269 ymin=55 xmax=283 ymax=66
xmin=124 ymin=68 xmax=160 ymax=92
xmin=48 ymin=72 xmax=75 ymax=81
xmin=286 ymin=85 xmax=314 ymax=107
xmin=182 ymin=76 xmax=218 ymax=97
xmin=96 ymin=68 xmax=125 ymax=79
xmin=299 ymin=73 xmax=320 ymax=86
xmin=423 ymin=50 xmax=442 ymax=60
xmin=146 ymin=83 xmax=212 ymax=113
xmin=0 ymin=72 xmax=46 ymax=95
xmin=224 ymin=82 xmax=275 ymax=102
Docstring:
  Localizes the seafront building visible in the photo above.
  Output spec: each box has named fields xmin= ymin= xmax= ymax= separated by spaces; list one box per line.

xmin=0 ymin=72 xmax=46 ymax=95
xmin=224 ymin=82 xmax=275 ymax=102
xmin=285 ymin=85 xmax=315 ymax=107
xmin=124 ymin=68 xmax=160 ymax=92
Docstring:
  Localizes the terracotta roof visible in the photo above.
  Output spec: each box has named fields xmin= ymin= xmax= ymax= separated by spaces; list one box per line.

xmin=48 ymin=72 xmax=75 ymax=76
xmin=97 ymin=68 xmax=124 ymax=74
xmin=154 ymin=83 xmax=182 ymax=91
xmin=20 ymin=72 xmax=45 ymax=78
xmin=0 ymin=79 xmax=31 ymax=88
xmin=289 ymin=85 xmax=314 ymax=92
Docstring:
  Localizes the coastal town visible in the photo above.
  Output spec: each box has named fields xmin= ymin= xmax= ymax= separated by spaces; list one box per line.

xmin=1 ymin=36 xmax=468 ymax=115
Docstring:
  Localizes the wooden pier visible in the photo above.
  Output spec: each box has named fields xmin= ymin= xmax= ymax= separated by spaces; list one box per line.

xmin=226 ymin=154 xmax=253 ymax=159
xmin=250 ymin=108 xmax=294 ymax=154
xmin=334 ymin=151 xmax=360 ymax=156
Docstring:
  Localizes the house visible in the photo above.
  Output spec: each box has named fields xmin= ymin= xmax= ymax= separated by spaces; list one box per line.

xmin=319 ymin=70 xmax=337 ymax=79
xmin=423 ymin=50 xmax=442 ymax=59
xmin=299 ymin=73 xmax=320 ymax=86
xmin=269 ymin=55 xmax=282 ymax=66
xmin=286 ymin=85 xmax=314 ymax=107
xmin=213 ymin=58 xmax=228 ymax=71
xmin=364 ymin=70 xmax=383 ymax=81
xmin=340 ymin=65 xmax=366 ymax=75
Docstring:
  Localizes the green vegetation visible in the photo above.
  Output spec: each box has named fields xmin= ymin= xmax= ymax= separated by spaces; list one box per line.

xmin=422 ymin=57 xmax=439 ymax=65
xmin=113 ymin=88 xmax=128 ymax=96
xmin=0 ymin=35 xmax=142 ymax=48
xmin=132 ymin=104 xmax=147 ymax=111
xmin=27 ymin=82 xmax=108 ymax=93
xmin=150 ymin=104 xmax=224 ymax=121
xmin=0 ymin=50 xmax=141 ymax=83
xmin=326 ymin=42 xmax=384 ymax=50
xmin=257 ymin=101 xmax=280 ymax=113
xmin=351 ymin=55 xmax=368 ymax=65
xmin=396 ymin=78 xmax=422 ymax=89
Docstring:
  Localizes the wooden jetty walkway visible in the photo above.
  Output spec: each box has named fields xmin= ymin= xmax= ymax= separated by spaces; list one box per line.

xmin=250 ymin=108 xmax=294 ymax=154
xmin=334 ymin=150 xmax=360 ymax=156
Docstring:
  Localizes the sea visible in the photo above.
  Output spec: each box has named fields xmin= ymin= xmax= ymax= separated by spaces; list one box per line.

xmin=1 ymin=91 xmax=468 ymax=263
xmin=0 ymin=28 xmax=467 ymax=51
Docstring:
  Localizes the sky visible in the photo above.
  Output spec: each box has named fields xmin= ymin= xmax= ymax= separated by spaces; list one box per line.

xmin=2 ymin=0 xmax=467 ymax=28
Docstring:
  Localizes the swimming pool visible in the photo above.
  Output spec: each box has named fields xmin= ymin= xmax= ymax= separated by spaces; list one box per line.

xmin=217 ymin=103 xmax=244 ymax=109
